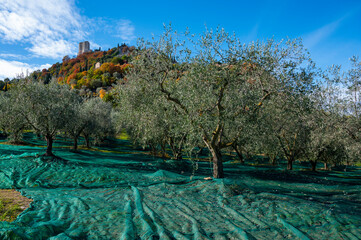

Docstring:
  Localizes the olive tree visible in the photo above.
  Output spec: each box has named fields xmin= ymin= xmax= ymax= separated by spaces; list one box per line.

xmin=0 ymin=92 xmax=28 ymax=142
xmin=343 ymin=57 xmax=361 ymax=164
xmin=312 ymin=58 xmax=361 ymax=167
xmin=303 ymin=68 xmax=348 ymax=170
xmin=65 ymin=97 xmax=113 ymax=150
xmin=116 ymin=71 xmax=190 ymax=159
xmin=117 ymin=27 xmax=316 ymax=178
xmin=65 ymin=100 xmax=86 ymax=150
xmin=81 ymin=98 xmax=113 ymax=148
xmin=11 ymin=81 xmax=79 ymax=156
xmin=261 ymin=93 xmax=312 ymax=170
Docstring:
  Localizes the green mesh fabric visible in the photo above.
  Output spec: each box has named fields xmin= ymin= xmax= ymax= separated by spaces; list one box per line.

xmin=0 ymin=135 xmax=360 ymax=239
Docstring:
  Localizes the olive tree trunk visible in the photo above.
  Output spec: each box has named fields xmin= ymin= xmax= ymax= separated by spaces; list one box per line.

xmin=310 ymin=160 xmax=317 ymax=171
xmin=73 ymin=136 xmax=78 ymax=150
xmin=208 ymin=144 xmax=224 ymax=178
xmin=84 ymin=134 xmax=90 ymax=148
xmin=232 ymin=143 xmax=244 ymax=164
xmin=45 ymin=135 xmax=54 ymax=156
xmin=324 ymin=162 xmax=329 ymax=170
xmin=287 ymin=157 xmax=294 ymax=170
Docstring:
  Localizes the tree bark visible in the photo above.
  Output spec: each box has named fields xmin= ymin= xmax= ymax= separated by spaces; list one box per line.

xmin=233 ymin=144 xmax=244 ymax=164
xmin=73 ymin=136 xmax=78 ymax=150
xmin=324 ymin=162 xmax=329 ymax=170
xmin=310 ymin=160 xmax=317 ymax=171
xmin=210 ymin=146 xmax=224 ymax=178
xmin=150 ymin=144 xmax=157 ymax=156
xmin=45 ymin=135 xmax=54 ymax=156
xmin=160 ymin=142 xmax=166 ymax=159
xmin=84 ymin=135 xmax=90 ymax=148
xmin=287 ymin=158 xmax=293 ymax=170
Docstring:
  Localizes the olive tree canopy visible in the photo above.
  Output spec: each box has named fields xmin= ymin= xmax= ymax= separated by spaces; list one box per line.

xmin=11 ymin=81 xmax=79 ymax=156
xmin=116 ymin=27 xmax=317 ymax=178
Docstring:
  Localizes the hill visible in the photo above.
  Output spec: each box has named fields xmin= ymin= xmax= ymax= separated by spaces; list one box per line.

xmin=1 ymin=44 xmax=135 ymax=99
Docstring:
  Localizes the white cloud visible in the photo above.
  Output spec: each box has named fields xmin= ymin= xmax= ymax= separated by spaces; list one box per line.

xmin=303 ymin=17 xmax=344 ymax=49
xmin=0 ymin=0 xmax=136 ymax=78
xmin=0 ymin=53 xmax=25 ymax=59
xmin=116 ymin=20 xmax=136 ymax=43
xmin=28 ymin=38 xmax=74 ymax=58
xmin=0 ymin=0 xmax=86 ymax=58
xmin=0 ymin=58 xmax=51 ymax=79
xmin=89 ymin=41 xmax=101 ymax=50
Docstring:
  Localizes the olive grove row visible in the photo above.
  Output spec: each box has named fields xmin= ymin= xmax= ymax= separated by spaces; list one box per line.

xmin=116 ymin=27 xmax=360 ymax=178
xmin=0 ymin=81 xmax=113 ymax=155
xmin=0 ymin=27 xmax=359 ymax=178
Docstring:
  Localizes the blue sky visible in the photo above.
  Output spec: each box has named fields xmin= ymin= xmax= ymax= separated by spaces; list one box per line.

xmin=0 ymin=0 xmax=360 ymax=79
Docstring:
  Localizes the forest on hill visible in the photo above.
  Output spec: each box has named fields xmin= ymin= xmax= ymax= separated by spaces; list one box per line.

xmin=0 ymin=44 xmax=134 ymax=99
xmin=0 ymin=27 xmax=360 ymax=179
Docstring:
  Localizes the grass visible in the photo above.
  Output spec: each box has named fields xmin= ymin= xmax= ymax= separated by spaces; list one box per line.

xmin=116 ymin=130 xmax=130 ymax=140
xmin=0 ymin=198 xmax=22 ymax=222
xmin=0 ymin=190 xmax=32 ymax=222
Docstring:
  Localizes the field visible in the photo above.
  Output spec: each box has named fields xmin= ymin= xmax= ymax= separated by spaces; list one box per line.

xmin=0 ymin=134 xmax=360 ymax=239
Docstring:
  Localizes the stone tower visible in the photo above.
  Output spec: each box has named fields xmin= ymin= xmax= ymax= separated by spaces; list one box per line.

xmin=78 ymin=41 xmax=90 ymax=55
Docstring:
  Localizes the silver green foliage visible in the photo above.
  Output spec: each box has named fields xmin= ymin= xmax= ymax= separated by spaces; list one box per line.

xmin=115 ymin=26 xmax=320 ymax=177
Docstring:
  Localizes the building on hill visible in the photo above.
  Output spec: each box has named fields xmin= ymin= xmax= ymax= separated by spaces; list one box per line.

xmin=78 ymin=41 xmax=90 ymax=55
xmin=95 ymin=62 xmax=101 ymax=69
xmin=118 ymin=43 xmax=130 ymax=56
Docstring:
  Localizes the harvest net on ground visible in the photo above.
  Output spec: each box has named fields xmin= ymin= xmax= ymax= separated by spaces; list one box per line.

xmin=0 ymin=135 xmax=360 ymax=239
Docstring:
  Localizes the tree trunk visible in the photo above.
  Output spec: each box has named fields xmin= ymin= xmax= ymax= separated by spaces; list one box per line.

xmin=287 ymin=158 xmax=293 ymax=170
xmin=310 ymin=160 xmax=317 ymax=171
xmin=73 ymin=136 xmax=78 ymax=150
xmin=233 ymin=144 xmax=244 ymax=164
xmin=84 ymin=135 xmax=90 ymax=148
xmin=324 ymin=162 xmax=329 ymax=170
xmin=150 ymin=144 xmax=157 ymax=156
xmin=45 ymin=135 xmax=54 ymax=156
xmin=270 ymin=156 xmax=277 ymax=166
xmin=210 ymin=146 xmax=224 ymax=178
xmin=160 ymin=142 xmax=166 ymax=159
xmin=171 ymin=148 xmax=183 ymax=160
xmin=168 ymin=137 xmax=183 ymax=160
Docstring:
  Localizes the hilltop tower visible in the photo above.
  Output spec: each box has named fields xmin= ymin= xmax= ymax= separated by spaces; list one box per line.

xmin=78 ymin=41 xmax=90 ymax=55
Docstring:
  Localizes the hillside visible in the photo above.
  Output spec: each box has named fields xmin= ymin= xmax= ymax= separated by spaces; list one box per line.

xmin=2 ymin=44 xmax=134 ymax=99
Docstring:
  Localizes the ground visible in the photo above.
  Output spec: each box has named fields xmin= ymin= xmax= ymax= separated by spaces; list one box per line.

xmin=0 ymin=134 xmax=360 ymax=239
xmin=0 ymin=190 xmax=32 ymax=222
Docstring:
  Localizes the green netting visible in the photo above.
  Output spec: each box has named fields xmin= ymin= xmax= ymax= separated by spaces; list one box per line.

xmin=0 ymin=135 xmax=360 ymax=239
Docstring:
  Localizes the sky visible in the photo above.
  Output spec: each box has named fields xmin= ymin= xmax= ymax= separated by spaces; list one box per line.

xmin=0 ymin=0 xmax=360 ymax=79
